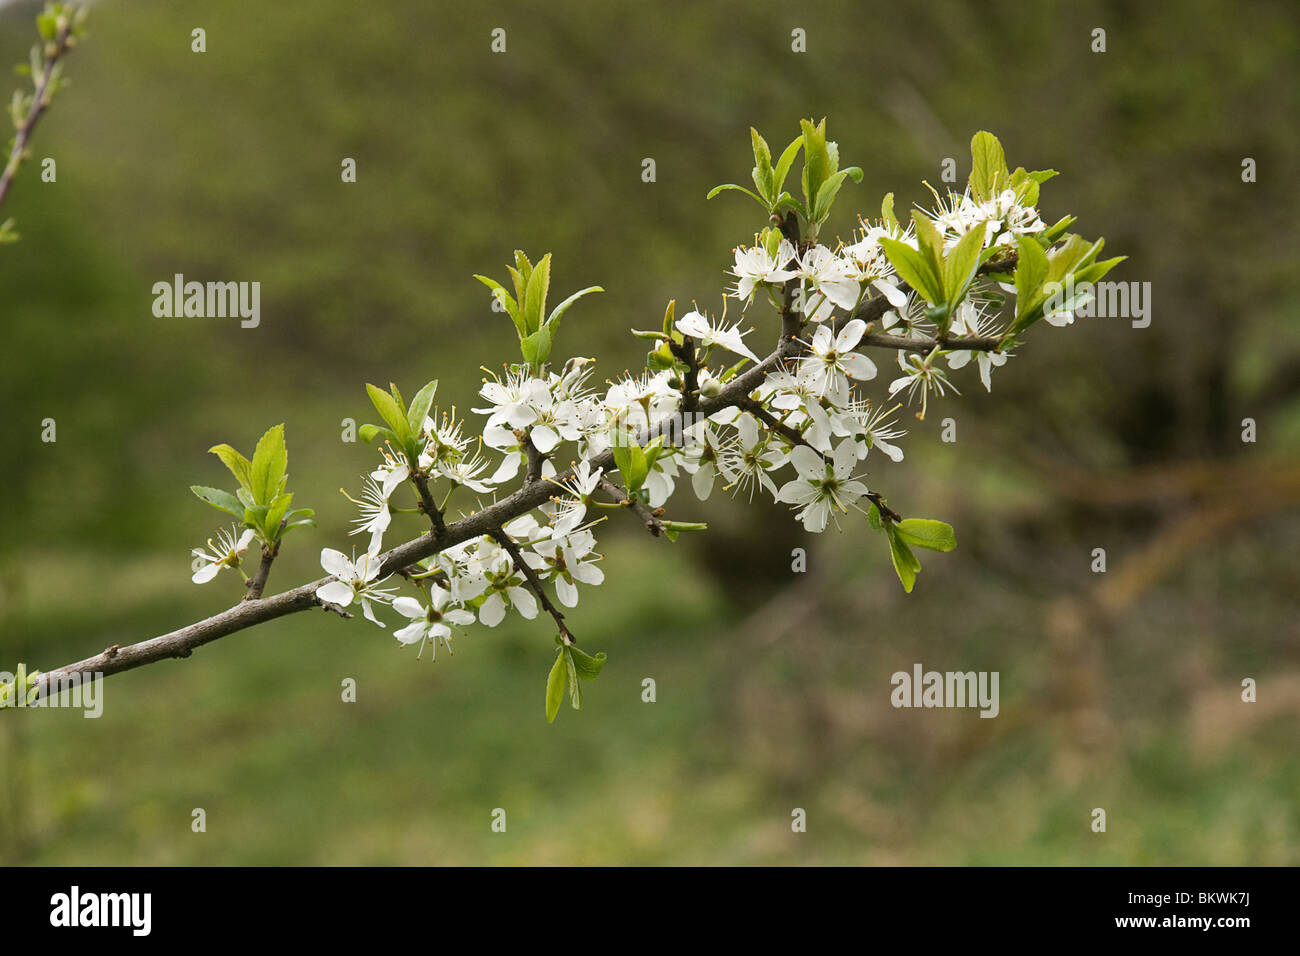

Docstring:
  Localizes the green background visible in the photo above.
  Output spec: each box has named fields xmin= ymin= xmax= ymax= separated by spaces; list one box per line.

xmin=1 ymin=0 xmax=1297 ymax=864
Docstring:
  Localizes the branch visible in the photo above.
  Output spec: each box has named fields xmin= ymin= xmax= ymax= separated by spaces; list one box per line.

xmin=738 ymin=397 xmax=903 ymax=523
xmin=27 ymin=339 xmax=799 ymax=697
xmin=846 ymin=252 xmax=1018 ymax=354
xmin=0 ymin=17 xmax=76 ymax=213
xmin=488 ymin=526 xmax=572 ymax=642
xmin=597 ymin=475 xmax=665 ymax=537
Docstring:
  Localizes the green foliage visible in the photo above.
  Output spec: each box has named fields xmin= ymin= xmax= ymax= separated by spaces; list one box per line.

xmin=545 ymin=639 xmax=607 ymax=722
xmin=360 ymin=379 xmax=438 ymax=470
xmin=708 ymin=118 xmax=861 ymax=240
xmin=193 ymin=424 xmax=313 ymax=547
xmin=475 ymin=252 xmax=602 ymax=374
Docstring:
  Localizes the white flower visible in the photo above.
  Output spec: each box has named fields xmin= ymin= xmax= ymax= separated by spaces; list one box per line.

xmin=347 ymin=476 xmax=394 ymax=552
xmin=888 ymin=351 xmax=959 ymax=420
xmin=800 ymin=319 xmax=878 ymax=403
xmin=524 ymin=529 xmax=604 ymax=607
xmin=191 ymin=527 xmax=255 ymax=584
xmin=473 ymin=547 xmax=539 ymax=627
xmin=774 ymin=442 xmax=869 ymax=533
xmin=797 ymin=245 xmax=860 ymax=321
xmin=718 ymin=412 xmax=784 ymax=500
xmin=315 ymin=548 xmax=395 ymax=626
xmin=391 ymin=587 xmax=475 ymax=658
xmin=435 ymin=449 xmax=497 ymax=494
xmin=552 ymin=460 xmax=604 ymax=529
xmin=675 ymin=310 xmax=760 ymax=363
xmin=731 ymin=240 xmax=798 ymax=301
xmin=945 ymin=301 xmax=1009 ymax=392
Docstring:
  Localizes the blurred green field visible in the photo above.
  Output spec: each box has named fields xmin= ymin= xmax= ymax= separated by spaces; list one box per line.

xmin=1 ymin=0 xmax=1297 ymax=864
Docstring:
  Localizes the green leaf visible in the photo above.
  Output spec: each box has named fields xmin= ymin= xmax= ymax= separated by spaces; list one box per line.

xmin=772 ymin=136 xmax=803 ymax=198
xmin=405 ymin=380 xmax=439 ymax=437
xmin=811 ymin=166 xmax=863 ymax=224
xmin=473 ymin=275 xmax=525 ymax=336
xmin=942 ymin=223 xmax=986 ymax=306
xmin=208 ymin=443 xmax=253 ymax=493
xmin=545 ymin=648 xmax=566 ymax=723
xmin=569 ymin=645 xmax=607 ymax=680
xmin=706 ymin=182 xmax=766 ymax=206
xmin=896 ymin=518 xmax=957 ymax=552
xmin=611 ymin=439 xmax=649 ymax=492
xmin=750 ymin=126 xmax=774 ymax=200
xmin=912 ymin=212 xmax=946 ymax=283
xmin=191 ymin=485 xmax=244 ymax=519
xmin=520 ymin=324 xmax=554 ymax=370
xmin=1015 ymin=233 xmax=1049 ymax=305
xmin=249 ymin=424 xmax=287 ymax=505
xmin=564 ymin=648 xmax=582 ymax=710
xmin=881 ymin=192 xmax=898 ymax=230
xmin=546 ymin=285 xmax=603 ymax=330
xmin=264 ymin=492 xmax=294 ymax=539
xmin=523 ymin=253 xmax=551 ymax=334
xmin=358 ymin=423 xmax=394 ymax=445
xmin=879 ymin=237 xmax=944 ymax=306
xmin=969 ymin=131 xmax=1008 ymax=202
xmin=866 ymin=502 xmax=883 ymax=531
xmin=886 ymin=524 xmax=921 ymax=593
xmin=365 ymin=384 xmax=410 ymax=444
xmin=661 ymin=520 xmax=707 ymax=542
xmin=800 ymin=118 xmax=833 ymax=215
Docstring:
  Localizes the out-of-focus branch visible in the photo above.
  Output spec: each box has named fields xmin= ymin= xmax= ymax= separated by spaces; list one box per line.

xmin=0 ymin=12 xmax=78 ymax=214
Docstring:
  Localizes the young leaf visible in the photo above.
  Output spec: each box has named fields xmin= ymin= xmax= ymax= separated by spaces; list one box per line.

xmin=358 ymin=423 xmax=394 ymax=445
xmin=879 ymin=237 xmax=943 ymax=306
xmin=886 ymin=524 xmax=921 ymax=593
xmin=896 ymin=518 xmax=957 ymax=552
xmin=969 ymin=131 xmax=1008 ymax=202
xmin=250 ymin=424 xmax=287 ymax=506
xmin=546 ymin=285 xmax=603 ymax=329
xmin=208 ymin=443 xmax=253 ymax=493
xmin=523 ymin=253 xmax=552 ymax=334
xmin=706 ymin=182 xmax=767 ymax=207
xmin=942 ymin=223 xmax=986 ymax=306
xmin=365 ymin=384 xmax=410 ymax=444
xmin=191 ymin=485 xmax=244 ymax=519
xmin=545 ymin=648 xmax=566 ymax=723
xmin=564 ymin=648 xmax=582 ymax=710
xmin=473 ymin=275 xmax=525 ymax=336
xmin=405 ymin=380 xmax=439 ymax=437
xmin=569 ymin=645 xmax=607 ymax=680
xmin=264 ymin=492 xmax=294 ymax=539
xmin=772 ymin=135 xmax=803 ymax=198
xmin=881 ymin=192 xmax=899 ymax=230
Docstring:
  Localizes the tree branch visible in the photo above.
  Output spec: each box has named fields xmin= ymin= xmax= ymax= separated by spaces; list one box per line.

xmin=488 ymin=526 xmax=572 ymax=642
xmin=0 ymin=17 xmax=75 ymax=213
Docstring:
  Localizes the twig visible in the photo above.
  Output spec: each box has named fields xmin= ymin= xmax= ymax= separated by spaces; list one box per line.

xmin=0 ymin=18 xmax=75 ymax=212
xmin=488 ymin=527 xmax=572 ymax=642
xmin=597 ymin=475 xmax=664 ymax=537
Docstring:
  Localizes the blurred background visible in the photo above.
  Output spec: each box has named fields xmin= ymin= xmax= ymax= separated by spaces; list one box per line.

xmin=1 ymin=0 xmax=1297 ymax=864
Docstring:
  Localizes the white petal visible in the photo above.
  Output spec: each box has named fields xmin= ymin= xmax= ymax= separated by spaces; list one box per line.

xmin=790 ymin=445 xmax=826 ymax=481
xmin=530 ymin=424 xmax=560 ymax=454
xmin=315 ymin=581 xmax=355 ymax=606
xmin=191 ymin=562 xmax=221 ymax=584
xmin=479 ymin=592 xmax=505 ymax=627
xmin=392 ymin=596 xmax=426 ymax=619
xmin=320 ymin=548 xmax=353 ymax=577
xmin=393 ymin=621 xmax=427 ymax=645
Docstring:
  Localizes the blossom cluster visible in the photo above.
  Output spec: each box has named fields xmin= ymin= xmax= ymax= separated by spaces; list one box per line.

xmin=185 ymin=125 xmax=1118 ymax=704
